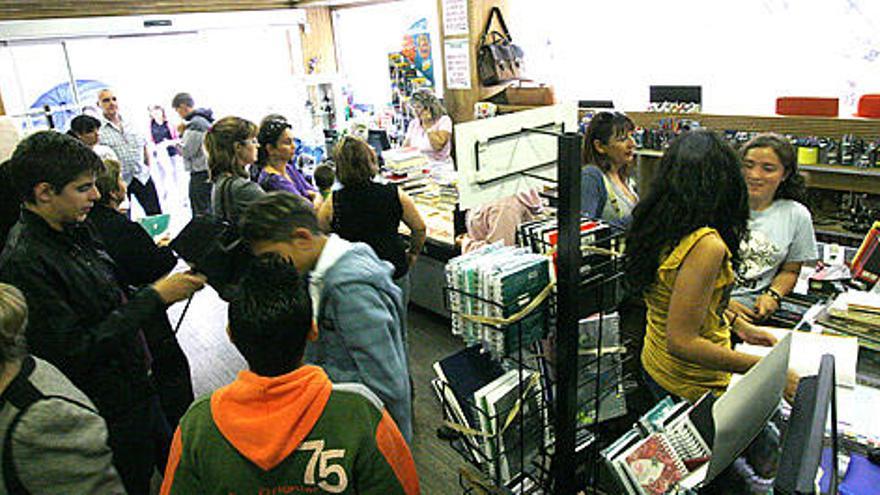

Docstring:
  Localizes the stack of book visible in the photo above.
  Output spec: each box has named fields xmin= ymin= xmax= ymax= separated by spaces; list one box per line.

xmin=432 ymin=346 xmax=549 ymax=486
xmin=516 ymin=217 xmax=619 ymax=281
xmin=820 ymin=291 xmax=880 ymax=350
xmin=381 ymin=146 xmax=428 ymax=174
xmin=446 ymin=244 xmax=553 ymax=359
xmin=602 ymin=395 xmax=714 ymax=495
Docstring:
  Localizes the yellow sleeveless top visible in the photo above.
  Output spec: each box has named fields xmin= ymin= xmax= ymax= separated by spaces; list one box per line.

xmin=641 ymin=227 xmax=734 ymax=403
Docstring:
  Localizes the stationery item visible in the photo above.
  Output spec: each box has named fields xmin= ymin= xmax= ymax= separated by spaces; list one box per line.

xmin=579 ymin=311 xmax=620 ymax=349
xmin=433 ymin=345 xmax=506 ymax=432
xmin=473 ymin=369 xmax=546 ymax=484
xmin=603 ymin=393 xmax=714 ymax=494
xmin=136 ymin=213 xmax=170 ymax=238
xmin=624 ymin=433 xmax=688 ymax=495
xmin=604 ymin=334 xmax=792 ymax=494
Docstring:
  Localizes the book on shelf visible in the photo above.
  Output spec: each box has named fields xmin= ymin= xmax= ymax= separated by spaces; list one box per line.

xmin=576 ymin=353 xmax=628 ymax=425
xmin=851 ymin=220 xmax=880 ymax=286
xmin=574 ymin=312 xmax=627 ymax=425
xmin=579 ymin=311 xmax=620 ymax=349
xmin=446 ymin=244 xmax=551 ymax=358
xmin=485 ymin=256 xmax=551 ymax=356
xmin=432 ymin=345 xmax=506 ymax=434
xmin=473 ymin=369 xmax=548 ymax=485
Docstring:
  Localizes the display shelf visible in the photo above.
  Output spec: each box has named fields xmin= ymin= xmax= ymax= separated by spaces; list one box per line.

xmin=800 ymin=164 xmax=880 ymax=177
xmin=635 ymin=148 xmax=880 ymax=196
xmin=624 ymin=111 xmax=880 ymax=140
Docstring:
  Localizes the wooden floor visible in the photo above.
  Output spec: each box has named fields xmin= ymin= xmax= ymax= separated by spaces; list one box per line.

xmin=169 ymin=287 xmax=470 ymax=494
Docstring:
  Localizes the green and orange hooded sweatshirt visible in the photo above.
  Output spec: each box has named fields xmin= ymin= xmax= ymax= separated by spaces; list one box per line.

xmin=160 ymin=365 xmax=419 ymax=495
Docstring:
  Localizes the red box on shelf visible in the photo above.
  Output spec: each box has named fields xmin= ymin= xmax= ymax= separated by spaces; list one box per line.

xmin=856 ymin=94 xmax=880 ymax=119
xmin=775 ymin=97 xmax=839 ymax=117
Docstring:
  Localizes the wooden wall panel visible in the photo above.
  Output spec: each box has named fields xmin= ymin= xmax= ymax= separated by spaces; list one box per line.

xmin=436 ymin=0 xmax=509 ymax=123
xmin=0 ymin=1 xmax=296 ymax=21
xmin=300 ymin=6 xmax=337 ymax=74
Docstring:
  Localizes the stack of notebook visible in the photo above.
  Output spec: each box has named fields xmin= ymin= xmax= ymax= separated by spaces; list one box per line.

xmin=432 ymin=345 xmax=549 ymax=485
xmin=576 ymin=312 xmax=627 ymax=426
xmin=446 ymin=244 xmax=552 ymax=358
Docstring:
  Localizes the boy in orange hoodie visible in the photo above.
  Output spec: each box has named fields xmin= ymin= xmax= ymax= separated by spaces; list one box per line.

xmin=161 ymin=255 xmax=419 ymax=494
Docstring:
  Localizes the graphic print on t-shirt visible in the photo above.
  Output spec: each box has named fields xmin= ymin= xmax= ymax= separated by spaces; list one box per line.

xmin=736 ymin=230 xmax=781 ymax=291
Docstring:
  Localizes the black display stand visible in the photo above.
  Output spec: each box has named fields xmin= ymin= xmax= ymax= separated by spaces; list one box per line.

xmin=439 ymin=128 xmax=627 ymax=494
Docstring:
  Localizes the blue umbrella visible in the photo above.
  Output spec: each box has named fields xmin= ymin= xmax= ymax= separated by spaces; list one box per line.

xmin=28 ymin=79 xmax=109 ymax=130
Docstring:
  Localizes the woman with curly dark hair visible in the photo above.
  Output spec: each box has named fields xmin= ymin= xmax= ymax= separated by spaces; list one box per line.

xmin=728 ymin=133 xmax=817 ymax=323
xmin=625 ymin=130 xmax=797 ymax=403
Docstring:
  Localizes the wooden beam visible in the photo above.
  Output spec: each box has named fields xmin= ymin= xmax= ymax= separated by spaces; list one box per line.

xmin=300 ymin=6 xmax=337 ymax=74
xmin=435 ymin=0 xmax=509 ymax=124
xmin=0 ymin=1 xmax=297 ymax=21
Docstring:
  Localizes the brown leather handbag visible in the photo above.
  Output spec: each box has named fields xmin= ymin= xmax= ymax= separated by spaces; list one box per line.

xmin=477 ymin=7 xmax=524 ymax=86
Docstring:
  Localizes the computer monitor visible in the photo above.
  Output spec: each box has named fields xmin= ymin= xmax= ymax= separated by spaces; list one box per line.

xmin=367 ymin=129 xmax=391 ymax=166
xmin=773 ymin=354 xmax=838 ymax=495
xmin=649 ymin=85 xmax=702 ymax=104
xmin=578 ymin=100 xmax=614 ymax=109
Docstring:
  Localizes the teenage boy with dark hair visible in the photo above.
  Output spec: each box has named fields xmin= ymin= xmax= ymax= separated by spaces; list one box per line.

xmin=240 ymin=191 xmax=413 ymax=442
xmin=0 ymin=131 xmax=206 ymax=495
xmin=161 ymin=255 xmax=419 ymax=494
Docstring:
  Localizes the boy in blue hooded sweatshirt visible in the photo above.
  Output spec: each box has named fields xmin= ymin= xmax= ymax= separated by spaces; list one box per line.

xmin=240 ymin=192 xmax=412 ymax=442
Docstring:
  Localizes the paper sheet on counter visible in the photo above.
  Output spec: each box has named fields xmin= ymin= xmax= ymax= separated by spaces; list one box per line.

xmin=735 ymin=328 xmax=858 ymax=387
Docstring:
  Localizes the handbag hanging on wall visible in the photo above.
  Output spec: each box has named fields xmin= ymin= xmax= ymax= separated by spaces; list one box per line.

xmin=477 ymin=7 xmax=525 ymax=86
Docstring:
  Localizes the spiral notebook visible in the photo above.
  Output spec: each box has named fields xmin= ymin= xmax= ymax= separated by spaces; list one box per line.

xmin=604 ymin=392 xmax=714 ymax=495
xmin=624 ymin=433 xmax=688 ymax=495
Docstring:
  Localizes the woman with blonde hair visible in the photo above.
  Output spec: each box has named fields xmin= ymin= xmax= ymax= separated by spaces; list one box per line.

xmin=0 ymin=283 xmax=126 ymax=493
xmin=403 ymin=89 xmax=453 ymax=163
xmin=204 ymin=116 xmax=265 ymax=223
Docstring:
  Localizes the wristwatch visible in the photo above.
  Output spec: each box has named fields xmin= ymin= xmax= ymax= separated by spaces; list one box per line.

xmin=765 ymin=287 xmax=783 ymax=304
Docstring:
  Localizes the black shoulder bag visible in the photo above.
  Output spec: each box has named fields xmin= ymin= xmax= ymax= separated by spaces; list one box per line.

xmin=170 ymin=176 xmax=254 ymax=301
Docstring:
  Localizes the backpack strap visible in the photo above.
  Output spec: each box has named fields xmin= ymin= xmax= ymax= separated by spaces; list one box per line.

xmin=2 ymin=358 xmax=40 ymax=495
xmin=217 ymin=175 xmax=235 ymax=223
xmin=480 ymin=7 xmax=513 ymax=43
xmin=1 ymin=358 xmax=99 ymax=495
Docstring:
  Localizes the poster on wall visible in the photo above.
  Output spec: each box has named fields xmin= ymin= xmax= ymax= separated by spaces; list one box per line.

xmin=441 ymin=0 xmax=469 ymax=36
xmin=444 ymin=39 xmax=471 ymax=90
xmin=402 ymin=18 xmax=435 ymax=87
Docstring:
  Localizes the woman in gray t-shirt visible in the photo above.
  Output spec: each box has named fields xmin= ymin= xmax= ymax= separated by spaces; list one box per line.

xmin=729 ymin=133 xmax=818 ymax=323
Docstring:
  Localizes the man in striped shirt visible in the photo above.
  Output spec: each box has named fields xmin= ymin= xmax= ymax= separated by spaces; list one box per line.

xmin=97 ymin=88 xmax=162 ymax=215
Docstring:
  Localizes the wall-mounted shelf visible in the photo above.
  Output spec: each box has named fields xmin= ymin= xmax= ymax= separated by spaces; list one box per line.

xmin=800 ymin=164 xmax=880 ymax=177
xmin=624 ymin=112 xmax=880 ymax=140
xmin=634 ymin=149 xmax=880 ymax=195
